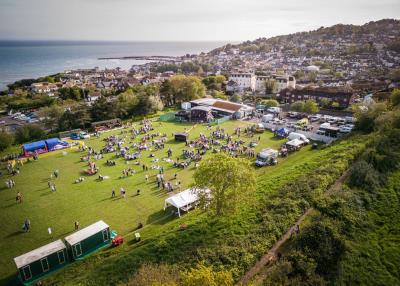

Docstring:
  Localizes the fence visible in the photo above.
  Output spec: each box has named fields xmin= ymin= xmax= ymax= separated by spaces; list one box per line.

xmin=210 ymin=116 xmax=231 ymax=125
xmin=159 ymin=113 xmax=176 ymax=122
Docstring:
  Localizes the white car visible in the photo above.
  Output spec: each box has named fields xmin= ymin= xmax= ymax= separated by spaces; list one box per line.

xmin=339 ymin=126 xmax=352 ymax=133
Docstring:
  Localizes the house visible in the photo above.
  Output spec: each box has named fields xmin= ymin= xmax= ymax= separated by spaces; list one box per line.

xmin=255 ymin=75 xmax=296 ymax=93
xmin=13 ymin=240 xmax=68 ymax=284
xmin=278 ymin=87 xmax=355 ymax=108
xmin=228 ymin=73 xmax=256 ymax=92
xmin=64 ymin=220 xmax=110 ymax=260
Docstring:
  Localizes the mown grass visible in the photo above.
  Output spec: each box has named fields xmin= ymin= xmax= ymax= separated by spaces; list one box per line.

xmin=0 ymin=119 xmax=295 ymax=285
xmin=42 ymin=134 xmax=365 ymax=285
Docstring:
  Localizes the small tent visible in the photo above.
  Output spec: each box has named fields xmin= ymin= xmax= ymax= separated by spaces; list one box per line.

xmin=276 ymin=127 xmax=289 ymax=137
xmin=64 ymin=220 xmax=110 ymax=260
xmin=22 ymin=140 xmax=48 ymax=157
xmin=14 ymin=239 xmax=68 ymax=284
xmin=164 ymin=188 xmax=210 ymax=217
xmin=286 ymin=138 xmax=304 ymax=149
xmin=174 ymin=132 xmax=188 ymax=142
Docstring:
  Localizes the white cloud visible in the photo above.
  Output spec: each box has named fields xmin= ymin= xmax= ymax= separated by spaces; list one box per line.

xmin=0 ymin=0 xmax=399 ymax=41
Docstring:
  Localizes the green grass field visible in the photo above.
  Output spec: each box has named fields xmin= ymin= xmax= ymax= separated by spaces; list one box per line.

xmin=0 ymin=119 xmax=312 ymax=284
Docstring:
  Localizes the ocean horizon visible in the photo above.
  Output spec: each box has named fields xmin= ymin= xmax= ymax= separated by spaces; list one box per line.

xmin=0 ymin=40 xmax=229 ymax=91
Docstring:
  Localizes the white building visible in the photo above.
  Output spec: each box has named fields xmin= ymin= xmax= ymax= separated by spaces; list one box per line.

xmin=255 ymin=75 xmax=296 ymax=93
xmin=228 ymin=73 xmax=256 ymax=92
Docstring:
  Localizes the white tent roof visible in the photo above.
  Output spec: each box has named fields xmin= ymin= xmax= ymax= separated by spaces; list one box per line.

xmin=165 ymin=188 xmax=209 ymax=209
xmin=64 ymin=220 xmax=109 ymax=246
xmin=14 ymin=239 xmax=66 ymax=269
xmin=286 ymin=138 xmax=304 ymax=147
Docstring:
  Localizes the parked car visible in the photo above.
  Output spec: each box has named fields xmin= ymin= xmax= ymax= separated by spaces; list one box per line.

xmin=310 ymin=115 xmax=321 ymax=122
xmin=339 ymin=126 xmax=352 ymax=133
xmin=267 ymin=107 xmax=281 ymax=114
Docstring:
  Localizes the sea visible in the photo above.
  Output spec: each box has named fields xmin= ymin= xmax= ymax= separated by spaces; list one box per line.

xmin=0 ymin=41 xmax=227 ymax=91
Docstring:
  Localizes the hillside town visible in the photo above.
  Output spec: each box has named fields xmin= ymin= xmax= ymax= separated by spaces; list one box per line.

xmin=1 ymin=0 xmax=400 ymax=283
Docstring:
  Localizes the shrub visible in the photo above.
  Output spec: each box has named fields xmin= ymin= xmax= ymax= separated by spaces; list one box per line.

xmin=14 ymin=124 xmax=45 ymax=144
xmin=0 ymin=131 xmax=14 ymax=151
xmin=348 ymin=160 xmax=381 ymax=192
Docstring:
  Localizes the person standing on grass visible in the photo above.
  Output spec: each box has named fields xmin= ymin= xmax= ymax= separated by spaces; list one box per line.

xmin=74 ymin=221 xmax=79 ymax=230
xmin=145 ymin=174 xmax=149 ymax=182
xmin=16 ymin=192 xmax=22 ymax=203
xmin=24 ymin=218 xmax=30 ymax=232
xmin=111 ymin=189 xmax=115 ymax=198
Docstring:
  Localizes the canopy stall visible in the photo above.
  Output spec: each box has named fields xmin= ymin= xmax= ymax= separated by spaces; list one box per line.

xmin=164 ymin=188 xmax=210 ymax=217
xmin=286 ymin=138 xmax=304 ymax=148
xmin=22 ymin=140 xmax=48 ymax=157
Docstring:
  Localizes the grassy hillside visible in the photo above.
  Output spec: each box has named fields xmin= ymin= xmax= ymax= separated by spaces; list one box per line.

xmin=43 ymin=135 xmax=365 ymax=285
xmin=0 ymin=119 xmax=302 ymax=285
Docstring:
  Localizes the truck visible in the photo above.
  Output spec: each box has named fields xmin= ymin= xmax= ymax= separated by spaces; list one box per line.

xmin=255 ymin=148 xmax=279 ymax=167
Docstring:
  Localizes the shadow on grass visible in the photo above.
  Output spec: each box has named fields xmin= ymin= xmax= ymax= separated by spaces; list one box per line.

xmin=146 ymin=208 xmax=176 ymax=225
xmin=4 ymin=230 xmax=23 ymax=238
xmin=0 ymin=274 xmax=19 ymax=286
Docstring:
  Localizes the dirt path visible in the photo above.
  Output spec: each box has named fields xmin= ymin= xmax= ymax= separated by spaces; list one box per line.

xmin=237 ymin=169 xmax=350 ymax=285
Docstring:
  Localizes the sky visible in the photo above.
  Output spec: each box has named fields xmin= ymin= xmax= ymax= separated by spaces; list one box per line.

xmin=0 ymin=0 xmax=399 ymax=42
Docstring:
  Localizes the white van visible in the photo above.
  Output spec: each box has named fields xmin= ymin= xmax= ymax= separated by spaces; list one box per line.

xmin=255 ymin=148 xmax=279 ymax=167
xmin=288 ymin=132 xmax=310 ymax=144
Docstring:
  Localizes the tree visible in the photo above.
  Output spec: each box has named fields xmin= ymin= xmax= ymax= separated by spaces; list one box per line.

xmin=38 ymin=105 xmax=64 ymax=131
xmin=116 ymin=89 xmax=139 ymax=119
xmin=160 ymin=80 xmax=174 ymax=107
xmin=348 ymin=160 xmax=381 ymax=191
xmin=58 ymin=105 xmax=91 ymax=131
xmin=265 ymin=79 xmax=277 ymax=94
xmin=390 ymin=88 xmax=400 ymax=107
xmin=181 ymin=263 xmax=233 ymax=286
xmin=291 ymin=101 xmax=305 ymax=112
xmin=331 ymin=102 xmax=340 ymax=109
xmin=303 ymin=100 xmax=319 ymax=114
xmin=230 ymin=94 xmax=242 ymax=103
xmin=0 ymin=131 xmax=14 ymax=151
xmin=202 ymin=75 xmax=226 ymax=91
xmin=212 ymin=90 xmax=228 ymax=100
xmin=15 ymin=124 xmax=44 ymax=144
xmin=169 ymin=75 xmax=206 ymax=104
xmin=193 ymin=153 xmax=256 ymax=216
xmin=260 ymin=99 xmax=279 ymax=108
xmin=319 ymin=98 xmax=331 ymax=108
xmin=90 ymin=97 xmax=117 ymax=122
xmin=58 ymin=87 xmax=84 ymax=101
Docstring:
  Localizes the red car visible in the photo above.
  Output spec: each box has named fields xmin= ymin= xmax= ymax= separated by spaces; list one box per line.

xmin=112 ymin=235 xmax=124 ymax=247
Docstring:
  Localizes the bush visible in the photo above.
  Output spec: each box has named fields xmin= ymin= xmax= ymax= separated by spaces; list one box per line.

xmin=14 ymin=124 xmax=45 ymax=144
xmin=348 ymin=160 xmax=381 ymax=191
xmin=0 ymin=131 xmax=14 ymax=151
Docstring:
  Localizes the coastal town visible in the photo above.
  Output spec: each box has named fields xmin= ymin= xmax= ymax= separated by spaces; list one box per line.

xmin=0 ymin=16 xmax=400 ymax=286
